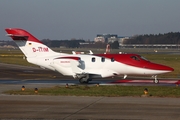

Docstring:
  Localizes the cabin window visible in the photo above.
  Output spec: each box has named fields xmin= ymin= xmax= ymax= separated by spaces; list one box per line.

xmin=92 ymin=57 xmax=95 ymax=62
xmin=101 ymin=57 xmax=105 ymax=62
xmin=111 ymin=57 xmax=115 ymax=62
xmin=131 ymin=56 xmax=140 ymax=61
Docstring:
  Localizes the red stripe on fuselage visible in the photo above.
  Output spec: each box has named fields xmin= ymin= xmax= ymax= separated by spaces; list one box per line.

xmin=95 ymin=54 xmax=174 ymax=71
xmin=54 ymin=56 xmax=80 ymax=61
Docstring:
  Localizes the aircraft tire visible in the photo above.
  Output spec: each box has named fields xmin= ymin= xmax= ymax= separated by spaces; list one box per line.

xmin=79 ymin=77 xmax=89 ymax=84
xmin=154 ymin=79 xmax=159 ymax=84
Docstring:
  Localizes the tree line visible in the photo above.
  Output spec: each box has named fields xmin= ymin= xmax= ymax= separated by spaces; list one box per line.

xmin=123 ymin=32 xmax=180 ymax=44
xmin=42 ymin=39 xmax=120 ymax=49
xmin=1 ymin=32 xmax=180 ymax=49
xmin=42 ymin=39 xmax=85 ymax=48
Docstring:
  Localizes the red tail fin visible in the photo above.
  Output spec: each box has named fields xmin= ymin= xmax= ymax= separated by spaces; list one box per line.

xmin=5 ymin=28 xmax=57 ymax=58
xmin=5 ymin=28 xmax=42 ymax=44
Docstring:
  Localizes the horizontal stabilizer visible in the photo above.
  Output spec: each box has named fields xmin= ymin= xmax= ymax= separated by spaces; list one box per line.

xmin=6 ymin=34 xmax=28 ymax=40
xmin=6 ymin=34 xmax=27 ymax=37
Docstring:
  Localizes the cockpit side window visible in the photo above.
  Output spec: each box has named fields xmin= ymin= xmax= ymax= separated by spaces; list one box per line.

xmin=131 ymin=56 xmax=140 ymax=61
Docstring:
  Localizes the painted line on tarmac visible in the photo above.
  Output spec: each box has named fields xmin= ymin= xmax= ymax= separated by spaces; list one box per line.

xmin=110 ymin=79 xmax=180 ymax=84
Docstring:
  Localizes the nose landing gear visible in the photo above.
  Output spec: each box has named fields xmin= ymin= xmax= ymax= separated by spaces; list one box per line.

xmin=152 ymin=75 xmax=159 ymax=84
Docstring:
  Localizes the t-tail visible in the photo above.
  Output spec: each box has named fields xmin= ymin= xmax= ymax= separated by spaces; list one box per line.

xmin=5 ymin=28 xmax=58 ymax=58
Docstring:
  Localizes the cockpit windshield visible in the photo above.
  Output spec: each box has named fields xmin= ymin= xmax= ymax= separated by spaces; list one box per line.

xmin=131 ymin=55 xmax=149 ymax=61
xmin=140 ymin=56 xmax=149 ymax=61
xmin=131 ymin=56 xmax=140 ymax=61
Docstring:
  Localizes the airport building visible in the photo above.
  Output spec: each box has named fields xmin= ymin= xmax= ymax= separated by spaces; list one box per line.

xmin=94 ymin=34 xmax=129 ymax=43
xmin=94 ymin=34 xmax=118 ymax=43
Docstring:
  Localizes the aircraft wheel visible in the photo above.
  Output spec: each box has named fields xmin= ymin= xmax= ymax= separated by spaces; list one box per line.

xmin=152 ymin=75 xmax=159 ymax=84
xmin=79 ymin=77 xmax=89 ymax=84
xmin=154 ymin=78 xmax=159 ymax=84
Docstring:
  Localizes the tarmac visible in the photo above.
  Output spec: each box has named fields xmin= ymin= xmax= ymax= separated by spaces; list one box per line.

xmin=0 ymin=63 xmax=180 ymax=119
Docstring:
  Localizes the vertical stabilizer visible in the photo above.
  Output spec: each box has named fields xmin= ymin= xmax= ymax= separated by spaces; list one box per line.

xmin=5 ymin=28 xmax=57 ymax=58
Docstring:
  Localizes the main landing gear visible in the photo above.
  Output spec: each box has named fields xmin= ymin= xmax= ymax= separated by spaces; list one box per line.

xmin=74 ymin=73 xmax=90 ymax=84
xmin=78 ymin=74 xmax=92 ymax=84
xmin=152 ymin=75 xmax=159 ymax=84
xmin=79 ymin=77 xmax=91 ymax=84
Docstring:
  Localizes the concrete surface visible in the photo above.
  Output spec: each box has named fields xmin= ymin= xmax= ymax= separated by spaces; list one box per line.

xmin=0 ymin=95 xmax=180 ymax=119
xmin=0 ymin=63 xmax=180 ymax=119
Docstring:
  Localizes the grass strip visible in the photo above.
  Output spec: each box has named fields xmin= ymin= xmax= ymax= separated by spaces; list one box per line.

xmin=3 ymin=85 xmax=180 ymax=97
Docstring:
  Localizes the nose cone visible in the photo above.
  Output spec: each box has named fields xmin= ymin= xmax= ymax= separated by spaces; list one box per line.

xmin=147 ymin=62 xmax=174 ymax=72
